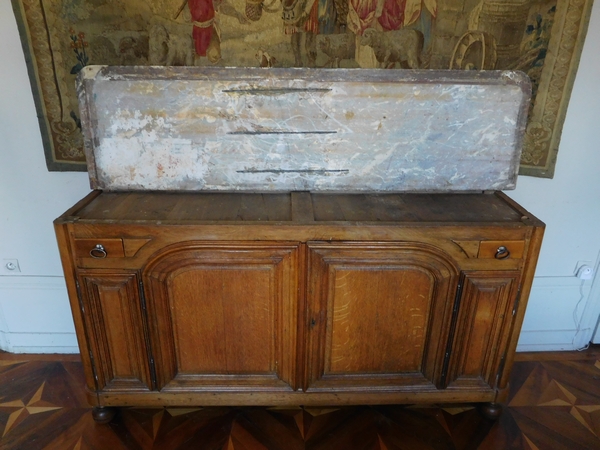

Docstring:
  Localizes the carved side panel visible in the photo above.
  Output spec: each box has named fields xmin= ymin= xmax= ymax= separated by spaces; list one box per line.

xmin=78 ymin=271 xmax=153 ymax=392
xmin=446 ymin=271 xmax=520 ymax=389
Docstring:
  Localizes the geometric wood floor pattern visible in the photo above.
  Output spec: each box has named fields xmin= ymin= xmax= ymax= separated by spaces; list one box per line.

xmin=1 ymin=348 xmax=600 ymax=449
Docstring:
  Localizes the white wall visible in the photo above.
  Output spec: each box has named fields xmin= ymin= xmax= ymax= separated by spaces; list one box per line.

xmin=510 ymin=1 xmax=600 ymax=351
xmin=1 ymin=1 xmax=599 ymax=353
xmin=0 ymin=1 xmax=90 ymax=352
xmin=510 ymin=4 xmax=600 ymax=277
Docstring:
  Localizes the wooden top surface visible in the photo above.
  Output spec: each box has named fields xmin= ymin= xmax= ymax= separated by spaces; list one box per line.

xmin=58 ymin=191 xmax=540 ymax=226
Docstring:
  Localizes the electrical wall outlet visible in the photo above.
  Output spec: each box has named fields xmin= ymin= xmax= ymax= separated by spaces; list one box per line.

xmin=1 ymin=259 xmax=21 ymax=274
xmin=574 ymin=261 xmax=593 ymax=277
xmin=577 ymin=265 xmax=594 ymax=280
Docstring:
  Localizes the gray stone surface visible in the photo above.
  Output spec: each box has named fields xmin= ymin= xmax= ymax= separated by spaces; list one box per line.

xmin=78 ymin=66 xmax=530 ymax=192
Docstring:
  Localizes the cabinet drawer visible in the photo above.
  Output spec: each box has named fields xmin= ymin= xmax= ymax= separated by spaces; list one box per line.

xmin=478 ymin=240 xmax=524 ymax=260
xmin=74 ymin=238 xmax=125 ymax=259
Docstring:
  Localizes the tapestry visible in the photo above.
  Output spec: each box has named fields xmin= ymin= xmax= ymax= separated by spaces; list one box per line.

xmin=11 ymin=0 xmax=594 ymax=177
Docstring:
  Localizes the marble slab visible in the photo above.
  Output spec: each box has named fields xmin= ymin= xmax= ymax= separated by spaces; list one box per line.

xmin=77 ymin=66 xmax=531 ymax=192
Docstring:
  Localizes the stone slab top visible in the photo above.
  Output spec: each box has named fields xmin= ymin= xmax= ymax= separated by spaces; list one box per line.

xmin=77 ymin=66 xmax=531 ymax=193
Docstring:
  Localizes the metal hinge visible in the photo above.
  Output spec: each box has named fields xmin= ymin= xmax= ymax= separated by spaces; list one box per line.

xmin=138 ymin=279 xmax=147 ymax=311
xmin=76 ymin=278 xmax=99 ymax=390
xmin=149 ymin=356 xmax=157 ymax=380
xmin=138 ymin=278 xmax=158 ymax=389
xmin=440 ymin=280 xmax=464 ymax=386
xmin=453 ymin=283 xmax=462 ymax=314
xmin=88 ymin=349 xmax=99 ymax=384
xmin=495 ymin=355 xmax=506 ymax=387
xmin=75 ymin=279 xmax=85 ymax=314
xmin=512 ymin=288 xmax=522 ymax=316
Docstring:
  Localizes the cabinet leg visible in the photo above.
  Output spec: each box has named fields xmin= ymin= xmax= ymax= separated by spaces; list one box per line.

xmin=92 ymin=406 xmax=118 ymax=424
xmin=478 ymin=402 xmax=503 ymax=420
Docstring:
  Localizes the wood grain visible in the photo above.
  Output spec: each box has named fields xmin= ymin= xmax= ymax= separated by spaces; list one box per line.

xmin=305 ymin=243 xmax=458 ymax=391
xmin=54 ymin=191 xmax=544 ymax=412
xmin=77 ymin=271 xmax=153 ymax=392
xmin=143 ymin=243 xmax=300 ymax=392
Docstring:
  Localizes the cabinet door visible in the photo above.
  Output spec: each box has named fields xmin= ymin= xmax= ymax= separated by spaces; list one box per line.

xmin=305 ymin=243 xmax=459 ymax=391
xmin=77 ymin=271 xmax=153 ymax=392
xmin=143 ymin=242 xmax=300 ymax=392
xmin=445 ymin=271 xmax=520 ymax=389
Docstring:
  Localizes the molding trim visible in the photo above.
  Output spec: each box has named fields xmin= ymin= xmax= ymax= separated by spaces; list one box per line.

xmin=0 ymin=275 xmax=66 ymax=289
xmin=0 ymin=330 xmax=79 ymax=354
xmin=517 ymin=274 xmax=597 ymax=352
xmin=0 ymin=275 xmax=78 ymax=354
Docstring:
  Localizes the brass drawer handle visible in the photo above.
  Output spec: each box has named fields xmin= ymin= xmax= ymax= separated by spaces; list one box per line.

xmin=495 ymin=246 xmax=510 ymax=260
xmin=90 ymin=244 xmax=107 ymax=259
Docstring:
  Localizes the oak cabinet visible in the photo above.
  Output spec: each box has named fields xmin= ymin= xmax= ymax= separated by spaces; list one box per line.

xmin=55 ymin=191 xmax=543 ymax=420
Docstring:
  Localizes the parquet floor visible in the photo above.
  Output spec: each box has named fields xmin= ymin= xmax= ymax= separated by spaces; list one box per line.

xmin=1 ymin=348 xmax=600 ymax=449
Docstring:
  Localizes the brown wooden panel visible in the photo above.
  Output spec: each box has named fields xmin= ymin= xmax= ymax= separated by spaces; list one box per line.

xmin=53 ymin=221 xmax=99 ymax=393
xmin=143 ymin=242 xmax=300 ymax=391
xmin=74 ymin=192 xmax=293 ymax=222
xmin=328 ymin=267 xmax=432 ymax=374
xmin=452 ymin=240 xmax=480 ymax=259
xmin=400 ymin=194 xmax=525 ymax=223
xmin=446 ymin=271 xmax=520 ymax=389
xmin=74 ymin=238 xmax=124 ymax=259
xmin=170 ymin=266 xmax=273 ymax=374
xmin=478 ymin=240 xmax=525 ymax=259
xmin=234 ymin=194 xmax=285 ymax=222
xmin=334 ymin=194 xmax=418 ymax=222
xmin=71 ymin=191 xmax=129 ymax=220
xmin=78 ymin=271 xmax=152 ymax=392
xmin=118 ymin=193 xmax=181 ymax=219
xmin=291 ymin=192 xmax=315 ymax=222
xmin=311 ymin=195 xmax=347 ymax=222
xmin=305 ymin=243 xmax=459 ymax=391
xmin=497 ymin=224 xmax=545 ymax=391
xmin=311 ymin=194 xmax=418 ymax=222
xmin=123 ymin=238 xmax=152 ymax=257
xmin=64 ymin=191 xmax=530 ymax=225
xmin=311 ymin=193 xmax=524 ymax=223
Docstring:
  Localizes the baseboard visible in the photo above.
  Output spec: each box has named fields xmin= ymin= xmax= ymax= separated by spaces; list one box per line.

xmin=516 ymin=330 xmax=587 ymax=352
xmin=0 ymin=330 xmax=79 ymax=353
xmin=516 ymin=275 xmax=596 ymax=352
xmin=0 ymin=275 xmax=79 ymax=353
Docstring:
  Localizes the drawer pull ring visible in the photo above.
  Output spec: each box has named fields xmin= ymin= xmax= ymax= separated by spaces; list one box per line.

xmin=90 ymin=244 xmax=107 ymax=259
xmin=495 ymin=246 xmax=510 ymax=260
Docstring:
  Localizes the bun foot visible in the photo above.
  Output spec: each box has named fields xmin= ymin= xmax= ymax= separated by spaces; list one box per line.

xmin=92 ymin=406 xmax=118 ymax=424
xmin=478 ymin=402 xmax=503 ymax=420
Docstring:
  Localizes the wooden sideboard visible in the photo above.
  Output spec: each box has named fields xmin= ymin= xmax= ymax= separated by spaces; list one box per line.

xmin=54 ymin=190 xmax=543 ymax=423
